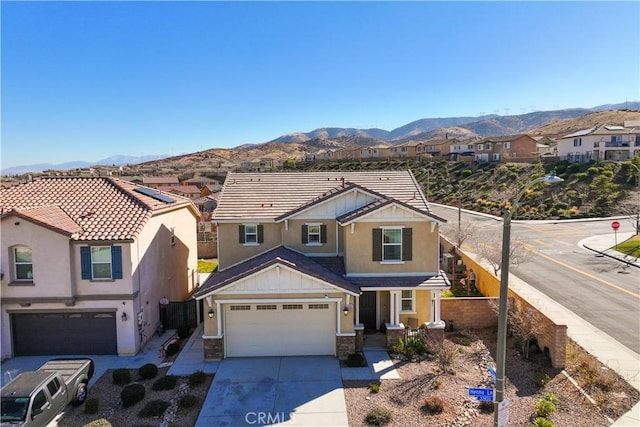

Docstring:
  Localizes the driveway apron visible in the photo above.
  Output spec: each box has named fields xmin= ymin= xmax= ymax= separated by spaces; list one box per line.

xmin=196 ymin=356 xmax=348 ymax=426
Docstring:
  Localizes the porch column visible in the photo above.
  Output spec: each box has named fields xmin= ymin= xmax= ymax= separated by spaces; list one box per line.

xmin=434 ymin=291 xmax=442 ymax=323
xmin=216 ymin=301 xmax=222 ymax=336
xmin=395 ymin=291 xmax=401 ymax=324
xmin=355 ymin=295 xmax=360 ymax=325
xmin=389 ymin=292 xmax=395 ymax=325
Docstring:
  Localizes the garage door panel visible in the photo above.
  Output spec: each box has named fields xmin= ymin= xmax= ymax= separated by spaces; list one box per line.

xmin=12 ymin=312 xmax=117 ymax=356
xmin=225 ymin=303 xmax=336 ymax=357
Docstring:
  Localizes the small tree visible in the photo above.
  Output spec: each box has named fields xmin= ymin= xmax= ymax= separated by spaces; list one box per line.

xmin=474 ymin=234 xmax=532 ymax=276
xmin=489 ymin=299 xmax=545 ymax=359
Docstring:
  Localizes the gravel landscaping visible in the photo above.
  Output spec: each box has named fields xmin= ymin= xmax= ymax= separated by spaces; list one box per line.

xmin=345 ymin=328 xmax=639 ymax=427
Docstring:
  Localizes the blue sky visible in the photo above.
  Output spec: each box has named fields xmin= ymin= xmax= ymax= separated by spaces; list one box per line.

xmin=2 ymin=1 xmax=639 ymax=169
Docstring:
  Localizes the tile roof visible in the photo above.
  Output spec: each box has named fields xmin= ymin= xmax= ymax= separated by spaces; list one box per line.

xmin=142 ymin=176 xmax=179 ymax=184
xmin=214 ymin=171 xmax=430 ymax=220
xmin=1 ymin=177 xmax=194 ymax=241
xmin=349 ymin=274 xmax=450 ymax=289
xmin=194 ymin=246 xmax=360 ymax=298
xmin=336 ymin=198 xmax=447 ymax=225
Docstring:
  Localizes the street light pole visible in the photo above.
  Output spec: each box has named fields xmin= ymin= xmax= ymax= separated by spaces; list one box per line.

xmin=494 ymin=171 xmax=563 ymax=427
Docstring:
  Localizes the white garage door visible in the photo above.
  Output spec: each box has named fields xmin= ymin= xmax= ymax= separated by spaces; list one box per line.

xmin=225 ymin=302 xmax=336 ymax=357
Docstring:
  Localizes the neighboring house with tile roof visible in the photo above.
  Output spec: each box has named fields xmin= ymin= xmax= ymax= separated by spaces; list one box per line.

xmin=142 ymin=175 xmax=180 ymax=188
xmin=557 ymin=122 xmax=640 ymax=162
xmin=0 ymin=177 xmax=200 ymax=358
xmin=157 ymin=184 xmax=202 ymax=199
xmin=193 ymin=171 xmax=450 ymax=360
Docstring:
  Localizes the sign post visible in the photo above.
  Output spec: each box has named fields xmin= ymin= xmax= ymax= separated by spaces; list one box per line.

xmin=611 ymin=220 xmax=620 ymax=248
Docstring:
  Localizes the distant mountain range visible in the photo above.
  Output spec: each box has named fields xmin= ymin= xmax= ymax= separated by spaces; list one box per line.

xmin=1 ymin=154 xmax=170 ymax=176
xmin=4 ymin=101 xmax=639 ymax=175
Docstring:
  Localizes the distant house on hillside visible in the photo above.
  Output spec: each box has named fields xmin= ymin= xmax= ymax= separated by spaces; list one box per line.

xmin=158 ymin=185 xmax=202 ymax=199
xmin=473 ymin=135 xmax=538 ymax=162
xmin=557 ymin=122 xmax=640 ymax=162
xmin=142 ymin=176 xmax=180 ymax=188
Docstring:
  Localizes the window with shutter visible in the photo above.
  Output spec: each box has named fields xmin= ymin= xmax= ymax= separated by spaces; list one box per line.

xmin=304 ymin=223 xmax=324 ymax=245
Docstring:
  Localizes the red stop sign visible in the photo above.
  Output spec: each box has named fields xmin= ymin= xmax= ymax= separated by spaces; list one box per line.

xmin=611 ymin=221 xmax=620 ymax=230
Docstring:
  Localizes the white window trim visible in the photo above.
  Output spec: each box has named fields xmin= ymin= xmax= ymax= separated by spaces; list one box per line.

xmin=91 ymin=246 xmax=112 ymax=280
xmin=401 ymin=290 xmax=415 ymax=313
xmin=243 ymin=224 xmax=259 ymax=246
xmin=13 ymin=246 xmax=33 ymax=282
xmin=306 ymin=223 xmax=323 ymax=246
xmin=381 ymin=226 xmax=403 ymax=263
xmin=504 ymin=142 xmax=511 ymax=149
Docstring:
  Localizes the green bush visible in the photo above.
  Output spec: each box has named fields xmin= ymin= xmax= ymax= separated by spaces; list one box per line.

xmin=369 ymin=382 xmax=380 ymax=393
xmin=534 ymin=393 xmax=558 ymax=418
xmin=152 ymin=375 xmax=177 ymax=391
xmin=587 ymin=166 xmax=599 ymax=175
xmin=137 ymin=399 xmax=170 ymax=418
xmin=177 ymin=323 xmax=192 ymax=339
xmin=165 ymin=342 xmax=180 ymax=357
xmin=431 ymin=380 xmax=442 ymax=390
xmin=421 ymin=395 xmax=445 ymax=414
xmin=138 ymin=363 xmax=158 ymax=380
xmin=121 ymin=383 xmax=145 ymax=408
xmin=364 ymin=407 xmax=393 ymax=426
xmin=178 ymin=394 xmax=199 ymax=410
xmin=534 ymin=372 xmax=551 ymax=387
xmin=347 ymin=353 xmax=367 ymax=367
xmin=389 ymin=338 xmax=405 ymax=354
xmin=84 ymin=398 xmax=99 ymax=414
xmin=532 ymin=417 xmax=555 ymax=427
xmin=112 ymin=368 xmax=131 ymax=386
xmin=188 ymin=370 xmax=207 ymax=387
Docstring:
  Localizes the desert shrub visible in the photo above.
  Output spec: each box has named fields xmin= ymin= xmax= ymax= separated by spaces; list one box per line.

xmin=137 ymin=399 xmax=170 ymax=418
xmin=121 ymin=383 xmax=145 ymax=408
xmin=84 ymin=419 xmax=112 ymax=427
xmin=532 ymin=417 xmax=555 ymax=427
xmin=461 ymin=169 xmax=473 ymax=177
xmin=421 ymin=395 xmax=445 ymax=414
xmin=188 ymin=370 xmax=207 ymax=387
xmin=369 ymin=382 xmax=380 ymax=393
xmin=177 ymin=323 xmax=191 ymax=339
xmin=364 ymin=407 xmax=393 ymax=426
xmin=587 ymin=166 xmax=599 ymax=175
xmin=138 ymin=363 xmax=158 ymax=380
xmin=407 ymin=337 xmax=427 ymax=354
xmin=165 ymin=342 xmax=180 ymax=357
xmin=575 ymin=172 xmax=588 ymax=180
xmin=84 ymin=398 xmax=99 ymax=414
xmin=431 ymin=380 xmax=442 ymax=390
xmin=112 ymin=368 xmax=131 ymax=386
xmin=347 ymin=353 xmax=367 ymax=367
xmin=534 ymin=393 xmax=558 ymax=418
xmin=152 ymin=375 xmax=177 ymax=391
xmin=389 ymin=338 xmax=404 ymax=354
xmin=534 ymin=372 xmax=551 ymax=387
xmin=404 ymin=346 xmax=418 ymax=360
xmin=178 ymin=394 xmax=199 ymax=409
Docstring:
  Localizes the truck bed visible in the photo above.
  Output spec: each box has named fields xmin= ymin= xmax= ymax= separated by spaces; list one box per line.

xmin=37 ymin=359 xmax=93 ymax=384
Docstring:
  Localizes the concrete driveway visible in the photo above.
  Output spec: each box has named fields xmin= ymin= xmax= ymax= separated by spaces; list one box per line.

xmin=196 ymin=356 xmax=348 ymax=426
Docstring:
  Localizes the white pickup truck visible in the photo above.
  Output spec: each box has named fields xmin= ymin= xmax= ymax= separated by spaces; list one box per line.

xmin=1 ymin=359 xmax=94 ymax=427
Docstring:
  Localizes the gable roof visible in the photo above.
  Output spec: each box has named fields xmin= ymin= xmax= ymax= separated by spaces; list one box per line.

xmin=194 ymin=246 xmax=360 ymax=298
xmin=213 ymin=171 xmax=430 ymax=221
xmin=0 ymin=177 xmax=196 ymax=241
xmin=336 ymin=197 xmax=446 ymax=225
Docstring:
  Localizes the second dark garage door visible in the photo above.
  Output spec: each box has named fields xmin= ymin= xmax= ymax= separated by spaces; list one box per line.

xmin=12 ymin=311 xmax=118 ymax=356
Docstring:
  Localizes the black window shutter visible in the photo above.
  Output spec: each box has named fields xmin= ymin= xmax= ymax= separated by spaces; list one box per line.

xmin=402 ymin=228 xmax=413 ymax=261
xmin=111 ymin=246 xmax=123 ymax=279
xmin=257 ymin=225 xmax=264 ymax=243
xmin=320 ymin=224 xmax=327 ymax=243
xmin=239 ymin=225 xmax=245 ymax=244
xmin=372 ymin=229 xmax=382 ymax=261
xmin=302 ymin=225 xmax=308 ymax=244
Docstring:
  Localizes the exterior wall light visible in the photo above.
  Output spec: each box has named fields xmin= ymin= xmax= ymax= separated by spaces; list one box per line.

xmin=208 ymin=309 xmax=215 ymax=319
xmin=121 ymin=312 xmax=128 ymax=322
xmin=343 ymin=305 xmax=350 ymax=316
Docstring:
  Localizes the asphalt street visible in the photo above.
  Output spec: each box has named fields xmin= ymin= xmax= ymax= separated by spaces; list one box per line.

xmin=429 ymin=204 xmax=640 ymax=354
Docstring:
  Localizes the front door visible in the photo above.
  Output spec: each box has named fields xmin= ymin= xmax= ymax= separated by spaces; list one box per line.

xmin=359 ymin=291 xmax=377 ymax=330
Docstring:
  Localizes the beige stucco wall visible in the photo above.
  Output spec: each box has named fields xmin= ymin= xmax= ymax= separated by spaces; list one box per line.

xmin=281 ymin=219 xmax=337 ymax=254
xmin=398 ymin=289 xmax=431 ymax=325
xmin=343 ymin=221 xmax=439 ymax=274
xmin=217 ymin=222 xmax=281 ymax=269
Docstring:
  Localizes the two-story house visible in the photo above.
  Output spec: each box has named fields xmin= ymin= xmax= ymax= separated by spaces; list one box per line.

xmin=557 ymin=122 xmax=640 ymax=162
xmin=194 ymin=171 xmax=450 ymax=360
xmin=0 ymin=177 xmax=199 ymax=358
xmin=474 ymin=134 xmax=538 ymax=162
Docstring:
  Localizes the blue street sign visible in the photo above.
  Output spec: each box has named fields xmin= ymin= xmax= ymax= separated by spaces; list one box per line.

xmin=468 ymin=387 xmax=494 ymax=401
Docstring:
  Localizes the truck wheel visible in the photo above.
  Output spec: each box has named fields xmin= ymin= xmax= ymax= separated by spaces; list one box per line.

xmin=73 ymin=382 xmax=87 ymax=406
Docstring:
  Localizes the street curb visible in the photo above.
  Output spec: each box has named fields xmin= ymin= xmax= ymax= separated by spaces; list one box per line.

xmin=581 ymin=244 xmax=640 ymax=268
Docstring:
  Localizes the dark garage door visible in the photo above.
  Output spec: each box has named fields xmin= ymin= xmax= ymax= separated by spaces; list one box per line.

xmin=12 ymin=312 xmax=117 ymax=356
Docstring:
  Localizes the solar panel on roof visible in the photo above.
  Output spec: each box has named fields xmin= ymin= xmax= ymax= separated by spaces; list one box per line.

xmin=134 ymin=187 xmax=176 ymax=203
